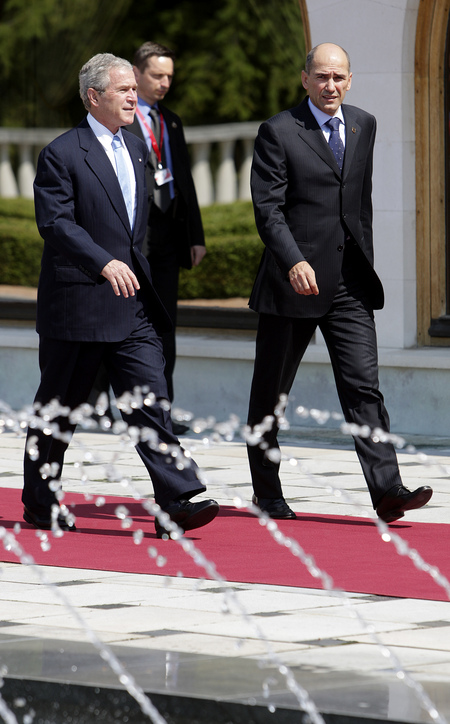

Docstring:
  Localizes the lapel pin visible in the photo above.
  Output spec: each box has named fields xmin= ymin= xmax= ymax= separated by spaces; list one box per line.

xmin=138 ymin=158 xmax=142 ymax=162
xmin=172 ymin=122 xmax=177 ymax=129
xmin=352 ymin=127 xmax=356 ymax=134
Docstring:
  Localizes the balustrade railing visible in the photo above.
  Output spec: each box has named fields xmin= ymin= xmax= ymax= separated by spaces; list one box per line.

xmin=0 ymin=122 xmax=260 ymax=206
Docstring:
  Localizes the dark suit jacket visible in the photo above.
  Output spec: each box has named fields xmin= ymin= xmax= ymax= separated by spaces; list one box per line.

xmin=249 ymin=97 xmax=384 ymax=318
xmin=34 ymin=117 xmax=170 ymax=341
xmin=126 ymin=104 xmax=205 ymax=269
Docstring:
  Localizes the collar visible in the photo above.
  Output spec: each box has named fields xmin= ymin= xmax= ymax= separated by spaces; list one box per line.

xmin=87 ymin=113 xmax=125 ymax=143
xmin=307 ymin=98 xmax=345 ymax=129
xmin=137 ymin=97 xmax=159 ymax=114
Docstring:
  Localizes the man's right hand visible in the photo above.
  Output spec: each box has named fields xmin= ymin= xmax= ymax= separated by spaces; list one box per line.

xmin=101 ymin=260 xmax=140 ymax=298
xmin=288 ymin=261 xmax=319 ymax=296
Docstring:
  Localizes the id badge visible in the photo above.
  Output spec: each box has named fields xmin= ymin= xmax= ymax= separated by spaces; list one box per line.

xmin=154 ymin=168 xmax=174 ymax=186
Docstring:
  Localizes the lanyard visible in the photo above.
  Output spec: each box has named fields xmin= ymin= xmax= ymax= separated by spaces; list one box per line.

xmin=135 ymin=106 xmax=165 ymax=167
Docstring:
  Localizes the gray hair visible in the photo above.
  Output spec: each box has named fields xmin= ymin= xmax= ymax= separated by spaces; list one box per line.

xmin=304 ymin=44 xmax=351 ymax=75
xmin=79 ymin=53 xmax=133 ymax=110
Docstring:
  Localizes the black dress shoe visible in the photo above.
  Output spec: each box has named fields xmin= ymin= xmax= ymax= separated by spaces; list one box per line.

xmin=23 ymin=506 xmax=77 ymax=532
xmin=172 ymin=421 xmax=190 ymax=436
xmin=376 ymin=485 xmax=433 ymax=523
xmin=155 ymin=498 xmax=219 ymax=538
xmin=252 ymin=495 xmax=297 ymax=520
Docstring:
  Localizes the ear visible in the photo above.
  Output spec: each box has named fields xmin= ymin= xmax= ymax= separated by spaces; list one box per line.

xmin=87 ymin=87 xmax=99 ymax=107
xmin=301 ymin=70 xmax=309 ymax=91
xmin=346 ymin=73 xmax=353 ymax=91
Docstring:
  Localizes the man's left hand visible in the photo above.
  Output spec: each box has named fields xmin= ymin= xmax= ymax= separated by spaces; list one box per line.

xmin=191 ymin=246 xmax=206 ymax=267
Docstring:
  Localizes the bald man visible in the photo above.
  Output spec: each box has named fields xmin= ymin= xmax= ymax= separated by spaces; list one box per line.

xmin=247 ymin=43 xmax=432 ymax=523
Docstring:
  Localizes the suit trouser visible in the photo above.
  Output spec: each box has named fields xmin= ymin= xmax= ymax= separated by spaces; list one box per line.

xmin=88 ymin=208 xmax=180 ymax=407
xmin=22 ymin=312 xmax=204 ymax=516
xmin=247 ymin=280 xmax=403 ymax=509
xmin=147 ymin=204 xmax=180 ymax=403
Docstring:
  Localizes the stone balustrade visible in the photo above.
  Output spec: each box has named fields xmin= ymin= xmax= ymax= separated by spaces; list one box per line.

xmin=0 ymin=122 xmax=260 ymax=206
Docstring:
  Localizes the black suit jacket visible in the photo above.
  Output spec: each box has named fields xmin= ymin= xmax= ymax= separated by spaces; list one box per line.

xmin=33 ymin=117 xmax=170 ymax=341
xmin=126 ymin=104 xmax=205 ymax=269
xmin=249 ymin=97 xmax=384 ymax=318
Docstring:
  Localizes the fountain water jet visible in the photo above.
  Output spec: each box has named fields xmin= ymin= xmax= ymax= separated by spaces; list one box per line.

xmin=0 ymin=392 xmax=449 ymax=723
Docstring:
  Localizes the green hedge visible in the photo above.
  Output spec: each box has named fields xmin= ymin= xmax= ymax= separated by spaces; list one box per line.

xmin=179 ymin=201 xmax=261 ymax=299
xmin=0 ymin=198 xmax=263 ymax=297
xmin=0 ymin=204 xmax=43 ymax=286
xmin=0 ymin=198 xmax=36 ymax=220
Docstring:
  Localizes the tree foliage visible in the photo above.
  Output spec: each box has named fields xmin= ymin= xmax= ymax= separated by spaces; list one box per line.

xmin=0 ymin=0 xmax=132 ymax=126
xmin=0 ymin=0 xmax=306 ymax=127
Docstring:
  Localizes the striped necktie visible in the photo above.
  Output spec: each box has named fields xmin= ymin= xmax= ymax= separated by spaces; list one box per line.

xmin=111 ymin=135 xmax=134 ymax=228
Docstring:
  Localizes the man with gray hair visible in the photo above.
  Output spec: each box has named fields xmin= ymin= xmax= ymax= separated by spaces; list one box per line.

xmin=22 ymin=53 xmax=219 ymax=538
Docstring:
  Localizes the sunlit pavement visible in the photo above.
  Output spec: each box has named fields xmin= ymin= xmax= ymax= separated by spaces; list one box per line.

xmin=1 ymin=425 xmax=450 ymax=723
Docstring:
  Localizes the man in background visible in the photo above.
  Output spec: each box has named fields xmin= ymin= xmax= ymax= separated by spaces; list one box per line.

xmin=128 ymin=41 xmax=206 ymax=434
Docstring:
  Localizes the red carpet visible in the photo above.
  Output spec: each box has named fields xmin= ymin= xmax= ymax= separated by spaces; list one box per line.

xmin=0 ymin=488 xmax=448 ymax=601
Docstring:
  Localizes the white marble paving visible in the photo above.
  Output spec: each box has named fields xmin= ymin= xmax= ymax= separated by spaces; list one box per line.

xmin=0 ymin=426 xmax=449 ymax=721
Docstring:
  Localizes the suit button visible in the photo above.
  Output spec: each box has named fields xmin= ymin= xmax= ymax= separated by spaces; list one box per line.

xmin=337 ymin=245 xmax=344 ymax=252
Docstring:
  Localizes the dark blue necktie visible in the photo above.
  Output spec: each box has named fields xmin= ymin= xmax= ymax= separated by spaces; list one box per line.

xmin=326 ymin=117 xmax=344 ymax=171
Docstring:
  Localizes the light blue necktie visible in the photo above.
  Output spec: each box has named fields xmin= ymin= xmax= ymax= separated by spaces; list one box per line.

xmin=111 ymin=135 xmax=134 ymax=228
xmin=326 ymin=117 xmax=345 ymax=171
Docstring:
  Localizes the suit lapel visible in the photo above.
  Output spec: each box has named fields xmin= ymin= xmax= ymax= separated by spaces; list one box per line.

xmin=124 ymin=134 xmax=146 ymax=239
xmin=294 ymin=100 xmax=361 ymax=178
xmin=78 ymin=122 xmax=133 ymax=238
xmin=294 ymin=107 xmax=337 ymax=173
xmin=341 ymin=107 xmax=361 ymax=180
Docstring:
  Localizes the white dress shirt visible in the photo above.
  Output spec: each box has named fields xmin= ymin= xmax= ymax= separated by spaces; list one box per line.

xmin=87 ymin=113 xmax=137 ymax=212
xmin=307 ymin=98 xmax=346 ymax=147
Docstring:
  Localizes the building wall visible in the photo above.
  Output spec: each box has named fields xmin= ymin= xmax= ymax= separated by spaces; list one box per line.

xmin=306 ymin=0 xmax=420 ymax=349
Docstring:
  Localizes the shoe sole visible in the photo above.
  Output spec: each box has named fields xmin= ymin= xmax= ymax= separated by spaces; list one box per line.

xmin=378 ymin=488 xmax=433 ymax=523
xmin=260 ymin=510 xmax=297 ymax=520
xmin=378 ymin=510 xmax=405 ymax=524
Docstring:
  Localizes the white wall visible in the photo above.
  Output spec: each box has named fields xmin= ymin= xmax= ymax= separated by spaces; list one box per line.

xmin=306 ymin=0 xmax=420 ymax=349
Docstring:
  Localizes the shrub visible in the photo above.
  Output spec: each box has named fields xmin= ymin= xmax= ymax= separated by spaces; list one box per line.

xmin=0 ymin=215 xmax=43 ymax=286
xmin=0 ymin=198 xmax=263 ymax=297
xmin=179 ymin=201 xmax=262 ymax=299
xmin=0 ymin=197 xmax=36 ymax=220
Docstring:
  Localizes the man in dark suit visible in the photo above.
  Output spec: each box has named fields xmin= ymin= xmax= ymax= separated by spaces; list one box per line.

xmin=126 ymin=41 xmax=206 ymax=429
xmin=247 ymin=43 xmax=432 ymax=524
xmin=22 ymin=53 xmax=218 ymax=538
